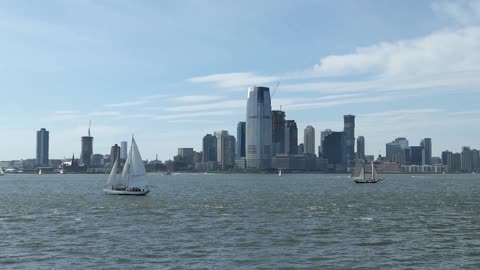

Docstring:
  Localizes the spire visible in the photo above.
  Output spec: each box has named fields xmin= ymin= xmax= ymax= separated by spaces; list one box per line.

xmin=88 ymin=120 xmax=91 ymax=137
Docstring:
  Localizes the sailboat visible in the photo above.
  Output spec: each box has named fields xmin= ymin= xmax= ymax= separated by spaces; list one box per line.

xmin=278 ymin=169 xmax=282 ymax=176
xmin=0 ymin=166 xmax=4 ymax=176
xmin=104 ymin=137 xmax=150 ymax=195
xmin=38 ymin=169 xmax=42 ymax=175
xmin=352 ymin=160 xmax=382 ymax=184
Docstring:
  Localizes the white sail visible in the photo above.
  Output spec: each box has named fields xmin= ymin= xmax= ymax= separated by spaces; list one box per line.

xmin=0 ymin=166 xmax=4 ymax=175
xmin=122 ymin=137 xmax=147 ymax=188
xmin=105 ymin=157 xmax=120 ymax=188
xmin=352 ymin=160 xmax=365 ymax=181
xmin=371 ymin=163 xmax=379 ymax=181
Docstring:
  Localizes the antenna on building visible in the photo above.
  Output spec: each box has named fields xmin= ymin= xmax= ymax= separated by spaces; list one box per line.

xmin=88 ymin=120 xmax=91 ymax=137
xmin=271 ymin=81 xmax=280 ymax=98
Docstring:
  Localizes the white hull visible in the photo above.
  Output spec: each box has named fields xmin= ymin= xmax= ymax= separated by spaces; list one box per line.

xmin=103 ymin=189 xmax=150 ymax=196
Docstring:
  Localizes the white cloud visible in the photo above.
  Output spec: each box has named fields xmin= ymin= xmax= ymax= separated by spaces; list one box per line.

xmin=432 ymin=0 xmax=480 ymax=25
xmin=88 ymin=111 xmax=121 ymax=117
xmin=152 ymin=110 xmax=240 ymax=120
xmin=105 ymin=94 xmax=167 ymax=108
xmin=188 ymin=72 xmax=280 ymax=88
xmin=165 ymin=100 xmax=245 ymax=112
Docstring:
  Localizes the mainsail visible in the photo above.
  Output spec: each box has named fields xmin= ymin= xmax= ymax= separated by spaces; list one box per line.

xmin=371 ymin=163 xmax=379 ymax=181
xmin=352 ymin=160 xmax=365 ymax=181
xmin=122 ymin=137 xmax=147 ymax=188
xmin=0 ymin=166 xmax=4 ymax=175
xmin=105 ymin=157 xmax=120 ymax=188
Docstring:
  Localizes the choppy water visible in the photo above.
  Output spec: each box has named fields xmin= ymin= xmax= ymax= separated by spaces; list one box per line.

xmin=1 ymin=173 xmax=479 ymax=269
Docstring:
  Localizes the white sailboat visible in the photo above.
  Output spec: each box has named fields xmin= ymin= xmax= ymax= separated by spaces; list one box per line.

xmin=278 ymin=169 xmax=282 ymax=176
xmin=104 ymin=137 xmax=150 ymax=195
xmin=38 ymin=169 xmax=42 ymax=175
xmin=352 ymin=160 xmax=382 ymax=184
xmin=0 ymin=166 xmax=4 ymax=176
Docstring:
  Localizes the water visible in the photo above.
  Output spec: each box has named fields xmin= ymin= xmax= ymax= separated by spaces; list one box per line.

xmin=1 ymin=173 xmax=480 ymax=269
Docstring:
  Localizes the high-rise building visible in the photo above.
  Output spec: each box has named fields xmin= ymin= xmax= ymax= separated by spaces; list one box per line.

xmin=343 ymin=115 xmax=355 ymax=165
xmin=109 ymin=144 xmax=121 ymax=165
xmin=272 ymin=110 xmax=286 ymax=156
xmin=215 ymin=131 xmax=235 ymax=169
xmin=120 ymin=141 xmax=128 ymax=160
xmin=297 ymin=143 xmax=304 ymax=154
xmin=178 ymin=148 xmax=194 ymax=164
xmin=410 ymin=146 xmax=423 ymax=165
xmin=285 ymin=120 xmax=298 ymax=155
xmin=356 ymin=136 xmax=365 ymax=160
xmin=322 ymin=131 xmax=344 ymax=165
xmin=320 ymin=129 xmax=333 ymax=156
xmin=461 ymin=146 xmax=473 ymax=172
xmin=236 ymin=122 xmax=246 ymax=160
xmin=80 ymin=125 xmax=93 ymax=167
xmin=395 ymin=137 xmax=409 ymax=149
xmin=202 ymin=134 xmax=217 ymax=162
xmin=452 ymin=153 xmax=462 ymax=172
xmin=304 ymin=125 xmax=315 ymax=155
xmin=386 ymin=141 xmax=402 ymax=162
xmin=420 ymin=138 xmax=432 ymax=165
xmin=246 ymin=86 xmax=272 ymax=169
xmin=36 ymin=128 xmax=49 ymax=166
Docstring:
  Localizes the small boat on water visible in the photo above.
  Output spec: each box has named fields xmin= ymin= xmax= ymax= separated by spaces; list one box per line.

xmin=352 ymin=160 xmax=382 ymax=184
xmin=278 ymin=169 xmax=282 ymax=176
xmin=38 ymin=169 xmax=42 ymax=175
xmin=0 ymin=166 xmax=4 ymax=176
xmin=104 ymin=136 xmax=149 ymax=196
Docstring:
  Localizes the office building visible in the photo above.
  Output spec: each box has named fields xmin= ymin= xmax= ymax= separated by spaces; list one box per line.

xmin=322 ymin=131 xmax=344 ymax=166
xmin=120 ymin=141 xmax=128 ymax=160
xmin=304 ymin=125 xmax=315 ymax=155
xmin=80 ymin=126 xmax=93 ymax=167
xmin=461 ymin=147 xmax=473 ymax=172
xmin=297 ymin=143 xmax=304 ymax=155
xmin=410 ymin=146 xmax=423 ymax=165
xmin=246 ymin=86 xmax=272 ymax=169
xmin=236 ymin=122 xmax=246 ymax=159
xmin=420 ymin=138 xmax=432 ymax=165
xmin=109 ymin=144 xmax=121 ymax=165
xmin=36 ymin=128 xmax=49 ymax=166
xmin=285 ymin=120 xmax=298 ymax=155
xmin=272 ymin=110 xmax=286 ymax=156
xmin=343 ymin=115 xmax=355 ymax=165
xmin=320 ymin=129 xmax=333 ymax=156
xmin=178 ymin=148 xmax=194 ymax=164
xmin=215 ymin=130 xmax=235 ymax=169
xmin=202 ymin=134 xmax=217 ymax=162
xmin=356 ymin=136 xmax=365 ymax=160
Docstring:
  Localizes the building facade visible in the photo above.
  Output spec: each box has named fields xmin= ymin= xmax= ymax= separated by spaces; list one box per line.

xmin=285 ymin=120 xmax=298 ymax=155
xmin=120 ymin=141 xmax=128 ymax=160
xmin=420 ymin=138 xmax=432 ymax=165
xmin=272 ymin=110 xmax=286 ymax=156
xmin=304 ymin=125 xmax=315 ymax=155
xmin=36 ymin=128 xmax=49 ymax=166
xmin=236 ymin=122 xmax=246 ymax=160
xmin=343 ymin=115 xmax=355 ymax=165
xmin=356 ymin=136 xmax=365 ymax=160
xmin=246 ymin=86 xmax=272 ymax=169
xmin=202 ymin=134 xmax=217 ymax=162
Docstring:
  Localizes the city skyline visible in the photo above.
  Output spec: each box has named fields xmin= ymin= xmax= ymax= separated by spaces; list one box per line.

xmin=1 ymin=1 xmax=480 ymax=161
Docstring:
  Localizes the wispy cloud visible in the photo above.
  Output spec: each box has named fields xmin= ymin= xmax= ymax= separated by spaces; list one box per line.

xmin=152 ymin=110 xmax=240 ymax=120
xmin=165 ymin=100 xmax=245 ymax=112
xmin=88 ymin=111 xmax=121 ymax=117
xmin=105 ymin=94 xmax=167 ymax=108
xmin=188 ymin=72 xmax=280 ymax=88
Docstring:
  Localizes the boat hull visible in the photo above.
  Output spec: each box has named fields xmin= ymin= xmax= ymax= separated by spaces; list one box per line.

xmin=354 ymin=179 xmax=382 ymax=184
xmin=103 ymin=189 xmax=150 ymax=196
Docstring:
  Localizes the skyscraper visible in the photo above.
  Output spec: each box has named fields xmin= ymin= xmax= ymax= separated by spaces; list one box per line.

xmin=215 ymin=130 xmax=235 ymax=169
xmin=343 ymin=115 xmax=355 ymax=165
xmin=304 ymin=125 xmax=315 ymax=155
xmin=271 ymin=110 xmax=286 ymax=156
xmin=202 ymin=134 xmax=217 ymax=162
xmin=322 ymin=131 xmax=344 ymax=165
xmin=356 ymin=136 xmax=365 ymax=160
xmin=420 ymin=138 xmax=432 ymax=165
xmin=410 ymin=146 xmax=423 ymax=165
xmin=320 ymin=129 xmax=333 ymax=156
xmin=236 ymin=122 xmax=246 ymax=160
xmin=120 ymin=141 xmax=128 ymax=160
xmin=246 ymin=86 xmax=272 ymax=169
xmin=80 ymin=124 xmax=93 ymax=167
xmin=109 ymin=144 xmax=120 ymax=165
xmin=36 ymin=128 xmax=49 ymax=166
xmin=285 ymin=120 xmax=298 ymax=155
xmin=461 ymin=146 xmax=473 ymax=172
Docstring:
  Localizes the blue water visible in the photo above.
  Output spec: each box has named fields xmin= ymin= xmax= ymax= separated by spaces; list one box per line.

xmin=1 ymin=173 xmax=479 ymax=269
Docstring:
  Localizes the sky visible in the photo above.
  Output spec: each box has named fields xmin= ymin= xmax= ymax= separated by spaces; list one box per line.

xmin=1 ymin=0 xmax=480 ymax=161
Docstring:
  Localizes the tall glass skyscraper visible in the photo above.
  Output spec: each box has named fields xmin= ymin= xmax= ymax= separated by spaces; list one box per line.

xmin=120 ymin=141 xmax=128 ymax=160
xmin=246 ymin=86 xmax=272 ymax=169
xmin=236 ymin=122 xmax=246 ymax=160
xmin=343 ymin=115 xmax=355 ymax=165
xmin=80 ymin=126 xmax=93 ymax=167
xmin=285 ymin=120 xmax=298 ymax=155
xmin=271 ymin=110 xmax=286 ymax=156
xmin=36 ymin=128 xmax=49 ymax=166
xmin=304 ymin=125 xmax=315 ymax=155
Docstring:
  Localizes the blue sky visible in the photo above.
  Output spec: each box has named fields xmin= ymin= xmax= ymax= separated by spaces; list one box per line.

xmin=1 ymin=0 xmax=480 ymax=161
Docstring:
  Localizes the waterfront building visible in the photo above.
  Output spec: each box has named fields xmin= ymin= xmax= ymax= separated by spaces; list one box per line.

xmin=236 ymin=122 xmax=246 ymax=159
xmin=320 ymin=129 xmax=333 ymax=157
xmin=202 ymin=134 xmax=217 ymax=162
xmin=356 ymin=136 xmax=365 ymax=160
xmin=246 ymin=86 xmax=272 ymax=169
xmin=322 ymin=131 xmax=344 ymax=166
xmin=36 ymin=128 xmax=49 ymax=166
xmin=386 ymin=141 xmax=402 ymax=162
xmin=304 ymin=125 xmax=315 ymax=155
xmin=343 ymin=115 xmax=355 ymax=165
xmin=285 ymin=120 xmax=298 ymax=155
xmin=472 ymin=149 xmax=480 ymax=172
xmin=80 ymin=124 xmax=93 ymax=167
xmin=91 ymin=154 xmax=104 ymax=166
xmin=297 ymin=143 xmax=304 ymax=155
xmin=461 ymin=146 xmax=473 ymax=173
xmin=272 ymin=110 xmax=286 ymax=156
xmin=452 ymin=153 xmax=462 ymax=172
xmin=120 ymin=141 xmax=128 ymax=160
xmin=410 ymin=146 xmax=423 ymax=165
xmin=420 ymin=138 xmax=432 ymax=165
xmin=215 ymin=131 xmax=236 ymax=169
xmin=178 ymin=148 xmax=194 ymax=164
xmin=109 ymin=144 xmax=121 ymax=165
